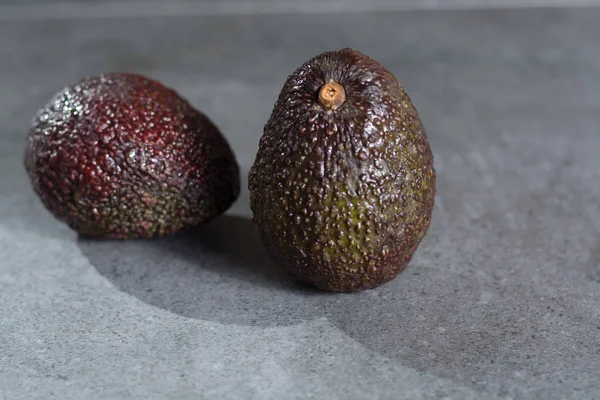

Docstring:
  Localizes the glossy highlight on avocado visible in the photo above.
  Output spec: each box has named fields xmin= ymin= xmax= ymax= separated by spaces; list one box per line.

xmin=25 ymin=73 xmax=240 ymax=239
xmin=249 ymin=48 xmax=436 ymax=292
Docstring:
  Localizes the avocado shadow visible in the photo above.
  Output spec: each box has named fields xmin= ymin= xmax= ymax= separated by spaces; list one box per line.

xmin=79 ymin=213 xmax=328 ymax=326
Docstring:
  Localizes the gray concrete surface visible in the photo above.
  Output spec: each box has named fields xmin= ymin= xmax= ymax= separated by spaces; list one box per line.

xmin=1 ymin=5 xmax=600 ymax=400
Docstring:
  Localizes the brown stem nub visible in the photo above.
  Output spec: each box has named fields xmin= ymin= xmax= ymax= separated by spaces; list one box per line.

xmin=318 ymin=81 xmax=346 ymax=110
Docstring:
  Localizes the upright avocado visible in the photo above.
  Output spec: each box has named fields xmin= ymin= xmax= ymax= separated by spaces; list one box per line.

xmin=25 ymin=73 xmax=239 ymax=239
xmin=249 ymin=48 xmax=436 ymax=292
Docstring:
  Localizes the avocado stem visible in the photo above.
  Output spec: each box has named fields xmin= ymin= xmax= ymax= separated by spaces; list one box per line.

xmin=318 ymin=81 xmax=346 ymax=110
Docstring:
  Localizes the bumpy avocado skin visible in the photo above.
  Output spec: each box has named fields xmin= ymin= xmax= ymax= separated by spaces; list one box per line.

xmin=249 ymin=48 xmax=436 ymax=292
xmin=25 ymin=73 xmax=240 ymax=239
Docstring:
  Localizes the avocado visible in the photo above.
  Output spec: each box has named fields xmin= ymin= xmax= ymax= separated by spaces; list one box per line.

xmin=25 ymin=73 xmax=239 ymax=239
xmin=249 ymin=48 xmax=436 ymax=292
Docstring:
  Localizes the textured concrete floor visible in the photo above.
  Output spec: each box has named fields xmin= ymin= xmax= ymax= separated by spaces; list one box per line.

xmin=1 ymin=4 xmax=600 ymax=400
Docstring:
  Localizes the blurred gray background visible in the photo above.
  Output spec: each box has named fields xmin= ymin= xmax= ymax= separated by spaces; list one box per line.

xmin=2 ymin=0 xmax=600 ymax=19
xmin=1 ymin=1 xmax=600 ymax=399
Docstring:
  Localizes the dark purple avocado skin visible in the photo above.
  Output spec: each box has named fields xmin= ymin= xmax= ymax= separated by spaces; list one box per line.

xmin=24 ymin=73 xmax=240 ymax=239
xmin=249 ymin=48 xmax=436 ymax=292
